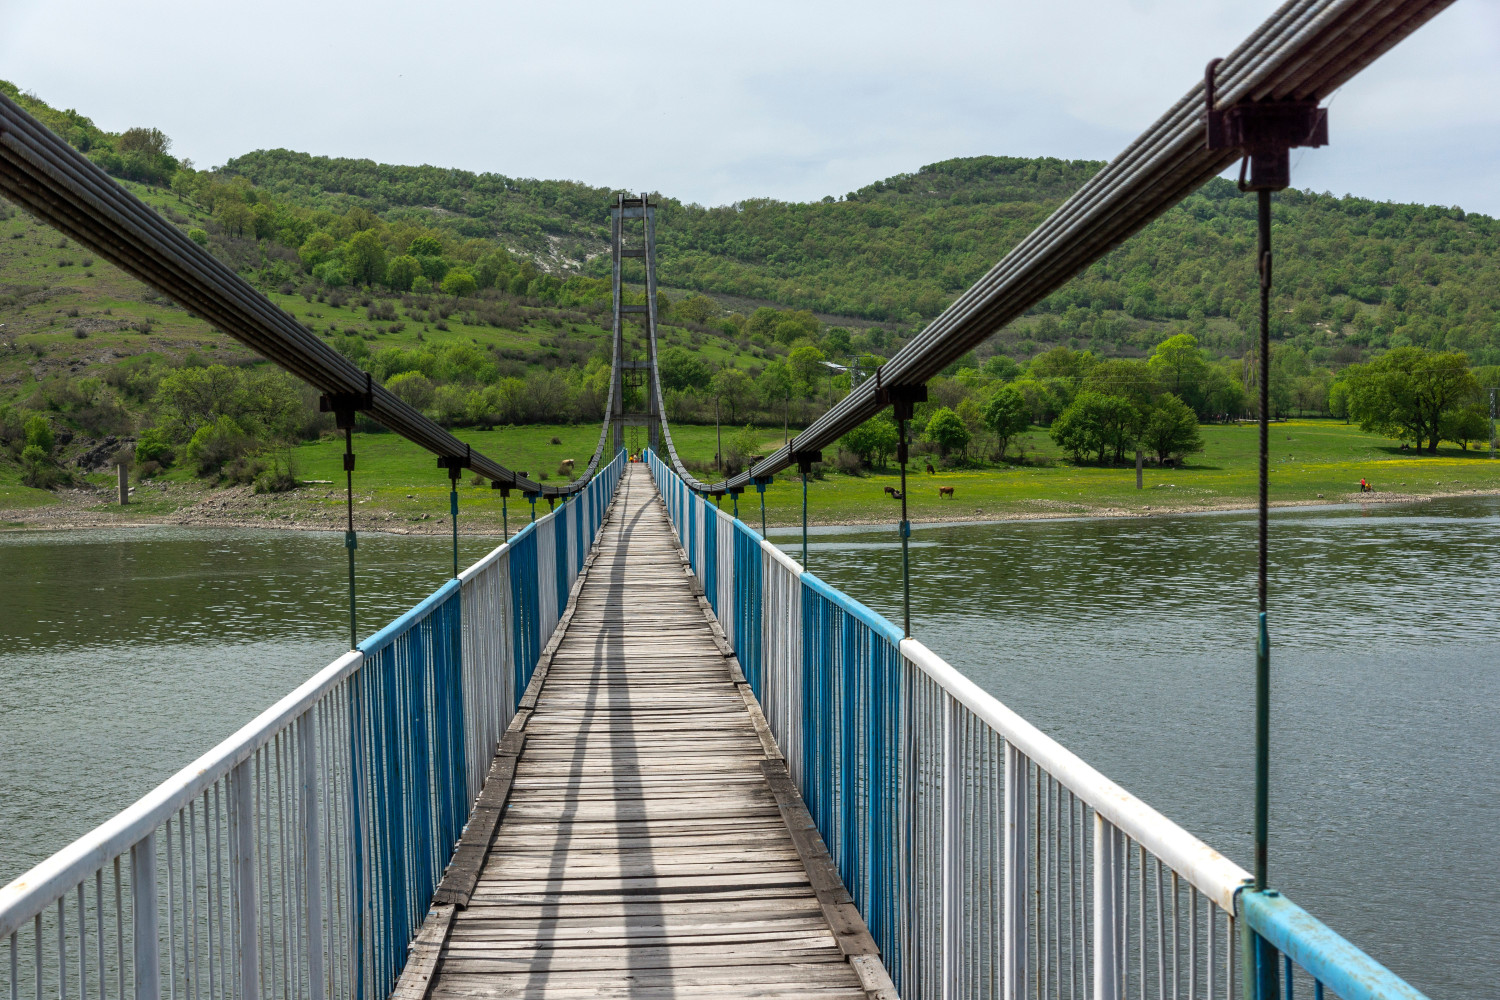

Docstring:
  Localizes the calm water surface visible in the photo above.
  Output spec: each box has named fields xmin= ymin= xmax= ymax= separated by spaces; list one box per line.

xmin=0 ymin=526 xmax=497 ymax=883
xmin=773 ymin=497 xmax=1500 ymax=998
xmin=3 ymin=501 xmax=1497 ymax=997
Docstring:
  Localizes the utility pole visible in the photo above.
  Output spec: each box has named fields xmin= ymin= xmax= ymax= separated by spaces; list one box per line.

xmin=715 ymin=396 xmax=722 ymax=471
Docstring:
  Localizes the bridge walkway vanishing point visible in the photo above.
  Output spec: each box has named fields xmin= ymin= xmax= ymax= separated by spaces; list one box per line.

xmin=404 ymin=464 xmax=893 ymax=999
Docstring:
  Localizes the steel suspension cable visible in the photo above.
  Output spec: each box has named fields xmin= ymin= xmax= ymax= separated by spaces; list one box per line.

xmin=0 ymin=91 xmax=626 ymax=499
xmin=640 ymin=0 xmax=1453 ymax=496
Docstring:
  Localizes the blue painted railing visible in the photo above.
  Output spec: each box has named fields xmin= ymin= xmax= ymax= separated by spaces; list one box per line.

xmin=0 ymin=449 xmax=625 ymax=1000
xmin=644 ymin=448 xmax=1429 ymax=1000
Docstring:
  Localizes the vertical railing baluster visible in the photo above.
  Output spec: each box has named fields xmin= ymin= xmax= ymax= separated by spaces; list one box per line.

xmin=230 ymin=761 xmax=256 ymax=1000
xmin=1093 ymin=816 xmax=1124 ymax=1000
xmin=1004 ymin=743 xmax=1029 ymax=1000
xmin=130 ymin=834 xmax=159 ymax=1000
xmin=940 ymin=692 xmax=959 ymax=1000
xmin=298 ymin=711 xmax=325 ymax=1000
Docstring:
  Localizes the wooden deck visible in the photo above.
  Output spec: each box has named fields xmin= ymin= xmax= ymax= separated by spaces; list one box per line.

xmin=400 ymin=464 xmax=893 ymax=999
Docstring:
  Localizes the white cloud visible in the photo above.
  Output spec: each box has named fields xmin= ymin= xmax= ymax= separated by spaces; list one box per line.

xmin=3 ymin=0 xmax=1496 ymax=212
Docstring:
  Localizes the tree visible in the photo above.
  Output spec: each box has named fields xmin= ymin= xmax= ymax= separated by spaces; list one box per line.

xmin=1327 ymin=380 xmax=1351 ymax=422
xmin=441 ymin=268 xmax=477 ymax=297
xmin=658 ymin=346 xmax=712 ymax=391
xmin=839 ymin=416 xmax=899 ymax=468
xmin=342 ymin=230 xmax=387 ymax=286
xmin=385 ymin=254 xmax=422 ymax=292
xmin=1050 ymin=391 xmax=1140 ymax=464
xmin=1441 ymin=404 xmax=1489 ymax=450
xmin=118 ymin=127 xmax=171 ymax=158
xmin=1344 ymin=347 xmax=1478 ymax=453
xmin=386 ymin=371 xmax=435 ymax=410
xmin=217 ymin=201 xmax=252 ymax=237
xmin=981 ymin=354 xmax=1021 ymax=380
xmin=1148 ymin=333 xmax=1209 ymax=407
xmin=757 ymin=362 xmax=794 ymax=411
xmin=924 ymin=407 xmax=971 ymax=458
xmin=299 ymin=232 xmax=337 ymax=271
xmin=983 ymin=383 xmax=1030 ymax=459
xmin=710 ymin=367 xmax=753 ymax=422
xmin=675 ymin=294 xmax=720 ymax=325
xmin=787 ymin=345 xmax=826 ymax=397
xmin=1140 ymin=393 xmax=1203 ymax=463
xmin=407 ymin=235 xmax=443 ymax=257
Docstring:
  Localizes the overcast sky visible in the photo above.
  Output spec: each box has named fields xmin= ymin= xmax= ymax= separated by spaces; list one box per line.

xmin=3 ymin=0 xmax=1497 ymax=214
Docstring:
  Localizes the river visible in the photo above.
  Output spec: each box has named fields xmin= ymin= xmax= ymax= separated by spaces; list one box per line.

xmin=2 ymin=500 xmax=1496 ymax=996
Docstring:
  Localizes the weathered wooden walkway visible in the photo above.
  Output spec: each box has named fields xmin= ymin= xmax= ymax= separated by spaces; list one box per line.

xmin=399 ymin=464 xmax=893 ymax=999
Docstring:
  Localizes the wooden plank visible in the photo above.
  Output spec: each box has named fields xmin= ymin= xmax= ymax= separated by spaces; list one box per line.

xmin=390 ymin=904 xmax=454 ymax=1000
xmin=424 ymin=466 xmax=884 ymax=999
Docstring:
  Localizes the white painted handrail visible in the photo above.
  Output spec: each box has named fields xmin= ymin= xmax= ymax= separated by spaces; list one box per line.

xmin=0 ymin=649 xmax=363 ymax=940
xmin=900 ymin=638 xmax=1250 ymax=913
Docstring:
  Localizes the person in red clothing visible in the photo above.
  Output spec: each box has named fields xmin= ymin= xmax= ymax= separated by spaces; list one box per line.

xmin=1359 ymin=478 xmax=1371 ymax=492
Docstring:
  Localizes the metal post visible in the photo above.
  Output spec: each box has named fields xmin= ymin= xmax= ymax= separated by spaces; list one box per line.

xmin=450 ymin=470 xmax=460 ymax=578
xmin=529 ymin=494 xmax=537 ymax=523
xmin=898 ymin=415 xmax=912 ymax=637
xmin=716 ymin=397 xmax=722 ymax=471
xmin=801 ymin=471 xmax=809 ymax=567
xmin=230 ymin=760 xmax=257 ymax=1000
xmin=1094 ymin=815 xmax=1125 ymax=1000
xmin=1136 ymin=449 xmax=1143 ymax=490
xmin=1003 ymin=743 xmax=1029 ymax=1000
xmin=131 ymin=834 xmax=159 ymax=1000
xmin=758 ymin=482 xmax=768 ymax=537
xmin=502 ymin=491 xmax=509 ymax=540
xmin=343 ymin=427 xmax=357 ymax=650
xmin=298 ymin=712 xmax=325 ymax=1000
xmin=1255 ymin=187 xmax=1271 ymax=893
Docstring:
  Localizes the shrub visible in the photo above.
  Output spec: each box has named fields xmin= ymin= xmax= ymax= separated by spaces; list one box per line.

xmin=134 ymin=426 xmax=174 ymax=467
xmin=24 ymin=414 xmax=55 ymax=454
xmin=411 ymin=275 xmax=433 ymax=294
xmin=253 ymin=467 xmax=298 ymax=493
xmin=136 ymin=460 xmax=163 ymax=480
xmin=185 ymin=415 xmax=250 ymax=475
xmin=187 ymin=228 xmax=209 ymax=246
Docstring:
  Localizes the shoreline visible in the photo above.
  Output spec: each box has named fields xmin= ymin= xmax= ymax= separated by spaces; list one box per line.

xmin=6 ymin=484 xmax=1498 ymax=538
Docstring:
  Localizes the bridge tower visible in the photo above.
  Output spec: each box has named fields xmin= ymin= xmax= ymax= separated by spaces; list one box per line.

xmin=609 ymin=192 xmax=660 ymax=455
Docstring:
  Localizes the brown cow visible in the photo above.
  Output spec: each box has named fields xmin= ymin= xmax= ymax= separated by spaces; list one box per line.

xmin=938 ymin=486 xmax=954 ymax=498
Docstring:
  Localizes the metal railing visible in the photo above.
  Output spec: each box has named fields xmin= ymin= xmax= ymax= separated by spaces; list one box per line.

xmin=0 ymin=450 xmax=624 ymax=1000
xmin=644 ymin=449 xmax=1428 ymax=1000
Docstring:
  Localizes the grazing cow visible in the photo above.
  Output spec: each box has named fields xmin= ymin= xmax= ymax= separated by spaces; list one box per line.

xmin=938 ymin=486 xmax=955 ymax=498
xmin=925 ymin=462 xmax=936 ymax=475
xmin=883 ymin=486 xmax=904 ymax=500
xmin=558 ymin=458 xmax=575 ymax=476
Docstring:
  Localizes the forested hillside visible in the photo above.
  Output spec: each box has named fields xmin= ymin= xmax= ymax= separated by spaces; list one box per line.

xmin=221 ymin=147 xmax=1500 ymax=367
xmin=3 ymin=79 xmax=1499 ymax=504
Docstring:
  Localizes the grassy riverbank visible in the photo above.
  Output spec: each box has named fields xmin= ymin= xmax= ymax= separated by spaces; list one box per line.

xmin=5 ymin=419 xmax=1500 ymax=533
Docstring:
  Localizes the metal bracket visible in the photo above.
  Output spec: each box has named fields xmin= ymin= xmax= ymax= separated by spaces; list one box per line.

xmin=792 ymin=450 xmax=822 ymax=474
xmin=876 ymin=383 xmax=927 ymax=422
xmin=437 ymin=444 xmax=471 ymax=481
xmin=490 ymin=481 xmax=511 ymax=498
xmin=319 ymin=373 xmax=374 ymax=430
xmin=1204 ymin=58 xmax=1327 ymax=192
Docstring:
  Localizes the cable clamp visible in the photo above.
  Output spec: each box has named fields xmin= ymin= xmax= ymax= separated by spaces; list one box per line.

xmin=1204 ymin=57 xmax=1328 ymax=192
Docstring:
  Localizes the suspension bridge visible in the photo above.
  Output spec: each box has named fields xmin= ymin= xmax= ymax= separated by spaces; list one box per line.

xmin=0 ymin=2 xmax=1458 ymax=997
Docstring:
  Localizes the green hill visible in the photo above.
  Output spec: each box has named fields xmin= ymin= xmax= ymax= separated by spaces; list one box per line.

xmin=3 ymin=79 xmax=1499 ymax=510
